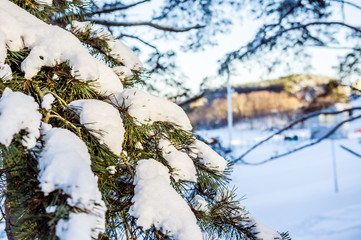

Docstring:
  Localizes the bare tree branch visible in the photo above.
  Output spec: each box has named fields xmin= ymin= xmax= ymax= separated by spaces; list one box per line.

xmin=176 ymin=91 xmax=206 ymax=106
xmin=339 ymin=144 xmax=361 ymax=158
xmin=221 ymin=21 xmax=361 ymax=71
xmin=118 ymin=33 xmax=164 ymax=72
xmin=236 ymin=113 xmax=361 ymax=165
xmin=88 ymin=0 xmax=151 ymax=16
xmin=233 ymin=107 xmax=361 ymax=164
xmin=119 ymin=33 xmax=157 ymax=50
xmin=90 ymin=20 xmax=205 ymax=32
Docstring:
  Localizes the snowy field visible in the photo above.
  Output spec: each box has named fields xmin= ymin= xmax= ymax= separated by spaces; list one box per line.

xmin=198 ymin=123 xmax=361 ymax=240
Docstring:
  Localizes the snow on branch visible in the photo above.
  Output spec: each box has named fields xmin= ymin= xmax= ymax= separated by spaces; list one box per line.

xmin=158 ymin=139 xmax=197 ymax=182
xmin=39 ymin=127 xmax=106 ymax=239
xmin=69 ymin=99 xmax=125 ymax=155
xmin=191 ymin=139 xmax=228 ymax=173
xmin=216 ymin=189 xmax=282 ymax=240
xmin=117 ymin=89 xmax=192 ymax=131
xmin=0 ymin=0 xmax=143 ymax=96
xmin=90 ymin=19 xmax=205 ymax=33
xmin=0 ymin=88 xmax=41 ymax=149
xmin=129 ymin=159 xmax=203 ymax=240
xmin=71 ymin=21 xmax=142 ymax=73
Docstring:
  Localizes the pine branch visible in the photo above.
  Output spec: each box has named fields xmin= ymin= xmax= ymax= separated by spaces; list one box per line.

xmin=5 ymin=198 xmax=14 ymax=240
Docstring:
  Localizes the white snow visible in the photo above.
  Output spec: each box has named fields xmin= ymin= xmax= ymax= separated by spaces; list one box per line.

xmin=116 ymin=89 xmax=192 ymax=131
xmin=191 ymin=139 xmax=228 ymax=173
xmin=35 ymin=0 xmax=52 ymax=6
xmin=69 ymin=99 xmax=125 ymax=155
xmin=71 ymin=20 xmax=91 ymax=33
xmin=0 ymin=64 xmax=12 ymax=81
xmin=38 ymin=127 xmax=106 ymax=239
xmin=191 ymin=195 xmax=209 ymax=213
xmin=244 ymin=215 xmax=282 ymax=240
xmin=198 ymin=119 xmax=361 ymax=240
xmin=90 ymin=28 xmax=142 ymax=72
xmin=56 ymin=212 xmax=98 ymax=240
xmin=41 ymin=93 xmax=55 ymax=110
xmin=112 ymin=65 xmax=133 ymax=80
xmin=158 ymin=139 xmax=197 ymax=182
xmin=0 ymin=88 xmax=41 ymax=149
xmin=129 ymin=159 xmax=203 ymax=240
xmin=71 ymin=20 xmax=142 ymax=79
xmin=45 ymin=206 xmax=57 ymax=213
xmin=0 ymin=0 xmax=123 ymax=96
xmin=106 ymin=166 xmax=117 ymax=174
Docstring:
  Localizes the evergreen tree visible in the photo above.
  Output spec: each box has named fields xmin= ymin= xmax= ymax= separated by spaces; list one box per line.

xmin=0 ymin=0 xmax=289 ymax=239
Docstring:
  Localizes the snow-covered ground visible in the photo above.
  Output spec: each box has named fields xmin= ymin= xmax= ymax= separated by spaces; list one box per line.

xmin=198 ymin=122 xmax=361 ymax=240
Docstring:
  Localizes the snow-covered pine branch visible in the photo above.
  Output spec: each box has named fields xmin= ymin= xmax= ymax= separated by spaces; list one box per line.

xmin=0 ymin=0 xmax=286 ymax=239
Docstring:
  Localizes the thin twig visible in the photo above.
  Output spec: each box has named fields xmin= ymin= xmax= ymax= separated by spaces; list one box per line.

xmin=339 ymin=144 xmax=361 ymax=158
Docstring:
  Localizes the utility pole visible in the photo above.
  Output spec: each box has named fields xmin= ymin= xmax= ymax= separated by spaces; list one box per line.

xmin=226 ymin=69 xmax=233 ymax=150
xmin=331 ymin=139 xmax=339 ymax=193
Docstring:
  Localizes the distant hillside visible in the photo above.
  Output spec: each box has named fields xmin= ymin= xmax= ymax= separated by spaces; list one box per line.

xmin=185 ymin=75 xmax=351 ymax=129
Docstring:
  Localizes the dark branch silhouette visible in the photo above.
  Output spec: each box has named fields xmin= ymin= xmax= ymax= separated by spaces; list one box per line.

xmin=233 ymin=107 xmax=361 ymax=165
xmin=339 ymin=144 xmax=361 ymax=158
xmin=87 ymin=0 xmax=151 ymax=16
xmin=221 ymin=21 xmax=361 ymax=71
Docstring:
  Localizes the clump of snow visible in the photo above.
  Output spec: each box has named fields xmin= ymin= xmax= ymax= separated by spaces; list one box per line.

xmin=235 ymin=207 xmax=282 ymax=240
xmin=46 ymin=206 xmax=57 ymax=214
xmin=116 ymin=89 xmax=192 ymax=131
xmin=41 ymin=93 xmax=55 ymax=110
xmin=158 ymin=139 xmax=197 ymax=182
xmin=0 ymin=64 xmax=12 ymax=81
xmin=245 ymin=215 xmax=282 ymax=240
xmin=71 ymin=20 xmax=91 ymax=33
xmin=90 ymin=27 xmax=142 ymax=71
xmin=35 ymin=0 xmax=52 ymax=6
xmin=69 ymin=99 xmax=125 ymax=155
xmin=38 ymin=127 xmax=106 ymax=239
xmin=71 ymin=21 xmax=142 ymax=80
xmin=112 ymin=66 xmax=133 ymax=80
xmin=0 ymin=0 xmax=123 ymax=96
xmin=191 ymin=140 xmax=228 ymax=173
xmin=56 ymin=212 xmax=99 ymax=240
xmin=191 ymin=195 xmax=209 ymax=213
xmin=106 ymin=166 xmax=116 ymax=174
xmin=0 ymin=32 xmax=6 ymax=63
xmin=215 ymin=188 xmax=232 ymax=202
xmin=40 ymin=121 xmax=52 ymax=132
xmin=129 ymin=159 xmax=202 ymax=240
xmin=0 ymin=88 xmax=41 ymax=149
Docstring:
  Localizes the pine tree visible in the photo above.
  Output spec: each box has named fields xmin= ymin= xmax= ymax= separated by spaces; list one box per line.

xmin=0 ymin=0 xmax=289 ymax=239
